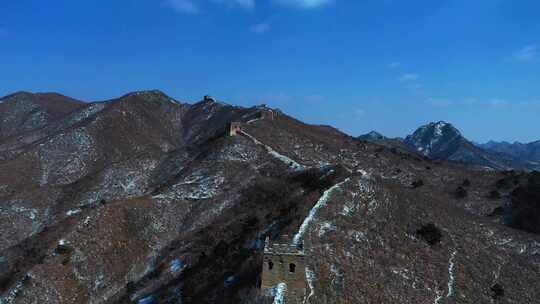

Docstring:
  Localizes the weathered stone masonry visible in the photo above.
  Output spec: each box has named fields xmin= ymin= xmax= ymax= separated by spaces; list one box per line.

xmin=261 ymin=236 xmax=307 ymax=304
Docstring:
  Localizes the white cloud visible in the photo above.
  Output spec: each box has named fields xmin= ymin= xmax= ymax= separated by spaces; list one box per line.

xmin=354 ymin=108 xmax=366 ymax=117
xmin=512 ymin=45 xmax=537 ymax=62
xmin=424 ymin=97 xmax=518 ymax=108
xmin=399 ymin=73 xmax=419 ymax=82
xmin=212 ymin=0 xmax=255 ymax=10
xmin=234 ymin=0 xmax=255 ymax=9
xmin=388 ymin=62 xmax=401 ymax=68
xmin=274 ymin=0 xmax=333 ymax=9
xmin=250 ymin=22 xmax=271 ymax=34
xmin=164 ymin=0 xmax=255 ymax=14
xmin=163 ymin=0 xmax=200 ymax=14
xmin=164 ymin=0 xmax=334 ymax=13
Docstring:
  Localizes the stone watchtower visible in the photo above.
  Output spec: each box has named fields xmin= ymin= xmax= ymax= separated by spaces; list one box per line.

xmin=261 ymin=236 xmax=307 ymax=304
xmin=203 ymin=95 xmax=217 ymax=102
xmin=260 ymin=108 xmax=282 ymax=121
xmin=229 ymin=122 xmax=242 ymax=136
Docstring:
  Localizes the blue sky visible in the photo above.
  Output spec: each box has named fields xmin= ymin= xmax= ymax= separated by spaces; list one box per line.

xmin=1 ymin=0 xmax=539 ymax=142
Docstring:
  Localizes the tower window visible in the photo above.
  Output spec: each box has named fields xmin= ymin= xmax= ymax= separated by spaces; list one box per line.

xmin=268 ymin=261 xmax=274 ymax=270
xmin=289 ymin=263 xmax=296 ymax=273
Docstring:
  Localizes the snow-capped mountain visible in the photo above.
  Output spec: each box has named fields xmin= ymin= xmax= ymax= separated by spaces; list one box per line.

xmin=360 ymin=121 xmax=540 ymax=170
xmin=403 ymin=121 xmax=540 ymax=170
xmin=404 ymin=121 xmax=467 ymax=158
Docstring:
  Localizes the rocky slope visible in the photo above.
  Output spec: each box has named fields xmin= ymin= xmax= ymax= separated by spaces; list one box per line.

xmin=0 ymin=92 xmax=84 ymax=141
xmin=0 ymin=92 xmax=539 ymax=304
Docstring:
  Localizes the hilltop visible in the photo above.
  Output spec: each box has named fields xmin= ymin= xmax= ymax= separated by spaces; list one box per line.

xmin=0 ymin=91 xmax=539 ymax=304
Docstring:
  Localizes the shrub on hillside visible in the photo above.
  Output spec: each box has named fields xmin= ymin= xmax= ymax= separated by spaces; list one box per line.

xmin=55 ymin=243 xmax=74 ymax=265
xmin=454 ymin=186 xmax=468 ymax=199
xmin=411 ymin=179 xmax=424 ymax=189
xmin=241 ymin=178 xmax=292 ymax=208
xmin=490 ymin=283 xmax=504 ymax=300
xmin=291 ymin=168 xmax=333 ymax=191
xmin=495 ymin=178 xmax=509 ymax=189
xmin=416 ymin=223 xmax=443 ymax=246
xmin=509 ymin=180 xmax=540 ymax=234
xmin=488 ymin=190 xmax=501 ymax=199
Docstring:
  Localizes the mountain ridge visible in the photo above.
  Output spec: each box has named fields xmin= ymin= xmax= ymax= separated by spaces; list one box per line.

xmin=360 ymin=121 xmax=540 ymax=171
xmin=1 ymin=91 xmax=539 ymax=304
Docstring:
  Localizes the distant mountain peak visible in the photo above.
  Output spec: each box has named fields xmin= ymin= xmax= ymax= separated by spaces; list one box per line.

xmin=362 ymin=131 xmax=385 ymax=140
xmin=399 ymin=121 xmax=531 ymax=169
xmin=418 ymin=121 xmax=461 ymax=137
xmin=123 ymin=89 xmax=168 ymax=99
xmin=120 ymin=89 xmax=182 ymax=105
xmin=478 ymin=140 xmax=540 ymax=168
xmin=405 ymin=121 xmax=463 ymax=157
xmin=0 ymin=91 xmax=36 ymax=104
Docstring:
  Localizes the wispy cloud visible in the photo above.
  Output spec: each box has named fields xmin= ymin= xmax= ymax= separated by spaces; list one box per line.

xmin=425 ymin=97 xmax=519 ymax=108
xmin=489 ymin=98 xmax=508 ymax=107
xmin=163 ymin=0 xmax=334 ymax=13
xmin=354 ymin=108 xmax=366 ymax=118
xmin=212 ymin=0 xmax=255 ymax=10
xmin=518 ymin=100 xmax=540 ymax=108
xmin=399 ymin=73 xmax=419 ymax=82
xmin=163 ymin=0 xmax=200 ymax=14
xmin=304 ymin=94 xmax=325 ymax=103
xmin=250 ymin=22 xmax=271 ymax=34
xmin=426 ymin=98 xmax=453 ymax=107
xmin=164 ymin=0 xmax=255 ymax=14
xmin=512 ymin=45 xmax=537 ymax=62
xmin=462 ymin=97 xmax=478 ymax=105
xmin=388 ymin=62 xmax=401 ymax=69
xmin=274 ymin=0 xmax=333 ymax=9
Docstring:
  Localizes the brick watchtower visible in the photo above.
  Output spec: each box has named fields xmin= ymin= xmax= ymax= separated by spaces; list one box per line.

xmin=261 ymin=236 xmax=307 ymax=304
xmin=229 ymin=122 xmax=242 ymax=136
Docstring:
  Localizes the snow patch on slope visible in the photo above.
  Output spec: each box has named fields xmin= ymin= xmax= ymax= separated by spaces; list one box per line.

xmin=447 ymin=250 xmax=458 ymax=298
xmin=292 ymin=177 xmax=350 ymax=246
xmin=38 ymin=128 xmax=96 ymax=186
xmin=273 ymin=283 xmax=287 ymax=304
xmin=318 ymin=222 xmax=337 ymax=237
xmin=305 ymin=268 xmax=316 ymax=303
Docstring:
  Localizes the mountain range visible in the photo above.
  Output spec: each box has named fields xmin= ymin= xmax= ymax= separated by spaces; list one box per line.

xmin=0 ymin=91 xmax=539 ymax=304
xmin=359 ymin=121 xmax=540 ymax=171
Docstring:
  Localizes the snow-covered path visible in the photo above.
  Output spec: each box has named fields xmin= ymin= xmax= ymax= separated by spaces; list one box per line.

xmin=239 ymin=130 xmax=305 ymax=171
xmin=292 ymin=177 xmax=351 ymax=246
